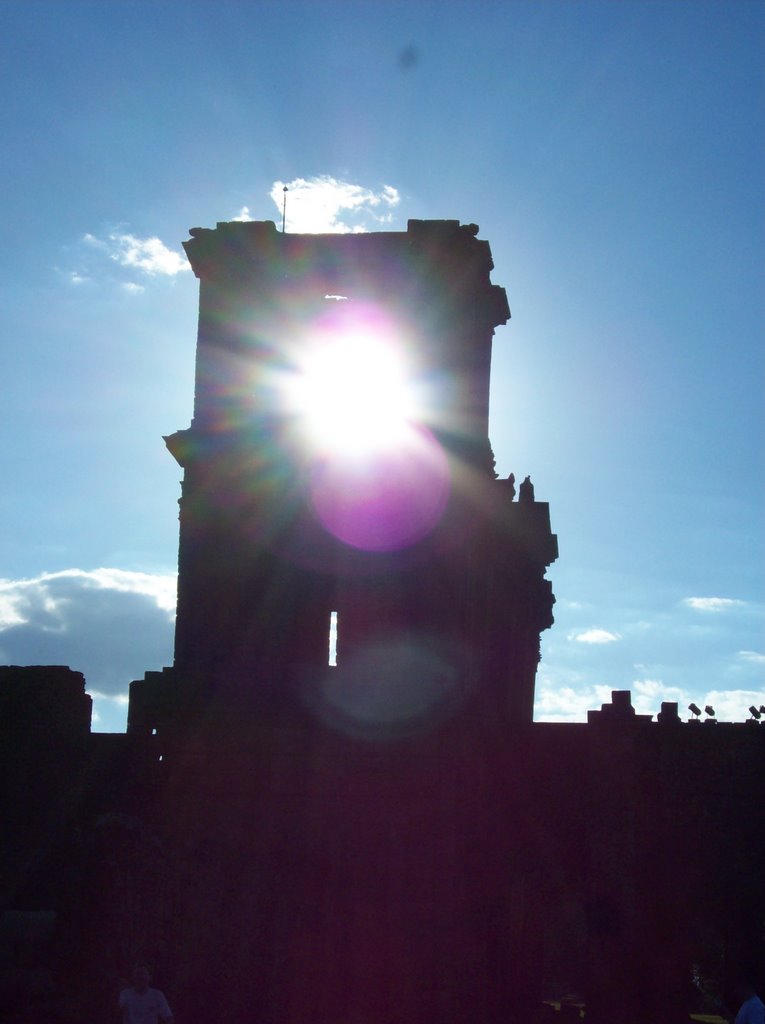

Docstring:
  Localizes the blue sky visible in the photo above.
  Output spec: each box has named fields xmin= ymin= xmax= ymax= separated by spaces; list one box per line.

xmin=0 ymin=1 xmax=762 ymax=731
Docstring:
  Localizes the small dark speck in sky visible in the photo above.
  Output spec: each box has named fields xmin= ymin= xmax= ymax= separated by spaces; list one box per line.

xmin=398 ymin=44 xmax=419 ymax=71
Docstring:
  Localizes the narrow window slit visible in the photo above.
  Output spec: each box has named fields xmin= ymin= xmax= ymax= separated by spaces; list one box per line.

xmin=328 ymin=610 xmax=338 ymax=666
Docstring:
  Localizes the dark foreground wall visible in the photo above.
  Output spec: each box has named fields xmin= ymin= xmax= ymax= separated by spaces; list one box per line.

xmin=1 ymin=671 xmax=763 ymax=1024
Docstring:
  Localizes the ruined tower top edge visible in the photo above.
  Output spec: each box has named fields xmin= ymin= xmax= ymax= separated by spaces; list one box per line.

xmin=187 ymin=218 xmax=480 ymax=240
xmin=182 ymin=219 xmax=503 ymax=307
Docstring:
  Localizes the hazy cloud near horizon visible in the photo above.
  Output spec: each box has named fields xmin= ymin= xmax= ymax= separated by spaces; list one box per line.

xmin=0 ymin=570 xmax=176 ymax=729
xmin=1 ymin=568 xmax=762 ymax=731
xmin=535 ymin=675 xmax=765 ymax=724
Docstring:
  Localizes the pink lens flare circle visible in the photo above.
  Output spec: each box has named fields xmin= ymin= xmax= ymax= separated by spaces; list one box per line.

xmin=309 ymin=425 xmax=450 ymax=552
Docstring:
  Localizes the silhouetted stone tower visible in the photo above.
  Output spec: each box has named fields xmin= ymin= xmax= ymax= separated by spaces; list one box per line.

xmin=130 ymin=219 xmax=556 ymax=738
xmin=121 ymin=218 xmax=559 ymax=1021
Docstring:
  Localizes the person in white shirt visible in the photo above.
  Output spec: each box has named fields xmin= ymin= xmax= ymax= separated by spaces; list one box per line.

xmin=118 ymin=964 xmax=173 ymax=1024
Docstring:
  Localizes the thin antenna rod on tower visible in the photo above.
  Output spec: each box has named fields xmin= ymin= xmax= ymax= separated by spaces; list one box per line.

xmin=282 ymin=186 xmax=288 ymax=233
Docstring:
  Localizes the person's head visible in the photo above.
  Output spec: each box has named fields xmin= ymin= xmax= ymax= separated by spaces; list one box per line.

xmin=132 ymin=964 xmax=151 ymax=993
xmin=733 ymin=980 xmax=757 ymax=1004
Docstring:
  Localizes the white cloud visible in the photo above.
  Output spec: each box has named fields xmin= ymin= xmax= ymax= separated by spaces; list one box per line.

xmin=702 ymin=689 xmax=765 ymax=722
xmin=534 ymin=683 xmax=615 ymax=722
xmin=631 ymin=677 xmax=687 ymax=715
xmin=632 ymin=677 xmax=682 ymax=699
xmin=270 ymin=176 xmax=400 ymax=234
xmin=121 ymin=282 xmax=145 ymax=295
xmin=0 ymin=568 xmax=177 ymax=620
xmin=232 ymin=206 xmax=252 ymax=222
xmin=570 ymin=628 xmax=621 ymax=644
xmin=75 ymin=568 xmax=177 ymax=613
xmin=0 ymin=592 xmax=26 ymax=629
xmin=84 ymin=230 xmax=190 ymax=276
xmin=682 ymin=596 xmax=745 ymax=612
xmin=739 ymin=650 xmax=765 ymax=665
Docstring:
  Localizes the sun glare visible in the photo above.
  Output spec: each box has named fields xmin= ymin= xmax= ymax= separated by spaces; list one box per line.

xmin=280 ymin=302 xmax=451 ymax=551
xmin=288 ymin=308 xmax=418 ymax=457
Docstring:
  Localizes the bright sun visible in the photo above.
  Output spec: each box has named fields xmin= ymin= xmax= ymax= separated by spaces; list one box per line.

xmin=288 ymin=309 xmax=419 ymax=457
xmin=280 ymin=302 xmax=451 ymax=551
